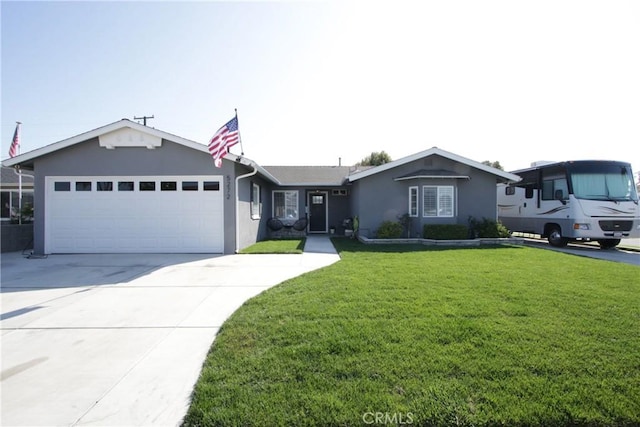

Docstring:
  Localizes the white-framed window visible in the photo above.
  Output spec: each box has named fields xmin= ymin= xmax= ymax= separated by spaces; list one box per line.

xmin=409 ymin=186 xmax=419 ymax=217
xmin=1 ymin=190 xmax=34 ymax=222
xmin=273 ymin=190 xmax=298 ymax=220
xmin=423 ymin=185 xmax=454 ymax=217
xmin=251 ymin=182 xmax=261 ymax=219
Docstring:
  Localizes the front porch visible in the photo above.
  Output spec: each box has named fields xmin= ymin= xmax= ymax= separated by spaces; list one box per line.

xmin=266 ymin=186 xmax=353 ymax=238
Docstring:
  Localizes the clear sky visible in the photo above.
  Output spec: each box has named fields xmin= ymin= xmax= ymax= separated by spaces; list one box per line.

xmin=2 ymin=1 xmax=639 ymax=175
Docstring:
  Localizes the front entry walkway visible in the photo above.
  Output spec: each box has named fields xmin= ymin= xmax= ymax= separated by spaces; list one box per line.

xmin=303 ymin=234 xmax=339 ymax=254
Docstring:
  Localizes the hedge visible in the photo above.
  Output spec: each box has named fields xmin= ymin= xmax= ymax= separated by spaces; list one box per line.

xmin=423 ymin=224 xmax=469 ymax=240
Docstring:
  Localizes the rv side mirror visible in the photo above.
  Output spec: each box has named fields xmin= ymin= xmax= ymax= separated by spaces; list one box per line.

xmin=555 ymin=189 xmax=566 ymax=204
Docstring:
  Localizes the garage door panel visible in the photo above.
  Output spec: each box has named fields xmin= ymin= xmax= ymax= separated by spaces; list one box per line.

xmin=46 ymin=176 xmax=224 ymax=253
xmin=95 ymin=238 xmax=117 ymax=251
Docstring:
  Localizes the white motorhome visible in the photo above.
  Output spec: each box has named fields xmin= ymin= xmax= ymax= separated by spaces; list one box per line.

xmin=498 ymin=160 xmax=640 ymax=248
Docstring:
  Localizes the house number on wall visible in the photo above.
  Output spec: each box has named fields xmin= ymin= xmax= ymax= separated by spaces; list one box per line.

xmin=226 ymin=175 xmax=231 ymax=200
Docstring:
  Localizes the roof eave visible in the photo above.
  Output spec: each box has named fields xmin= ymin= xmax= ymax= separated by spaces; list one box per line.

xmin=2 ymin=119 xmax=210 ymax=169
xmin=272 ymin=182 xmax=348 ymax=187
xmin=349 ymin=147 xmax=522 ymax=183
xmin=230 ymin=154 xmax=281 ymax=185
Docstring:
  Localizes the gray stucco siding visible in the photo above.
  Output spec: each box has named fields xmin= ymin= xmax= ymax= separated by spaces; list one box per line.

xmin=456 ymin=169 xmax=499 ymax=222
xmin=326 ymin=190 xmax=351 ymax=233
xmin=350 ymin=155 xmax=501 ymax=237
xmin=34 ymin=138 xmax=222 ymax=176
xmin=32 ymin=138 xmax=235 ymax=254
xmin=349 ymin=172 xmax=410 ymax=237
xmin=235 ymin=168 xmax=273 ymax=251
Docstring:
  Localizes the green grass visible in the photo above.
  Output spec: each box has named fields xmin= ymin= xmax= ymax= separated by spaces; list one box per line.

xmin=184 ymin=239 xmax=640 ymax=426
xmin=239 ymin=238 xmax=306 ymax=254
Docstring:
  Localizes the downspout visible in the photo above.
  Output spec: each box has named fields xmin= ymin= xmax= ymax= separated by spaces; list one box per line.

xmin=235 ymin=163 xmax=258 ymax=253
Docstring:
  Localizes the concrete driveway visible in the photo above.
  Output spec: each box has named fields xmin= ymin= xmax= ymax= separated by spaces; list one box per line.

xmin=523 ymin=238 xmax=640 ymax=266
xmin=1 ymin=244 xmax=339 ymax=426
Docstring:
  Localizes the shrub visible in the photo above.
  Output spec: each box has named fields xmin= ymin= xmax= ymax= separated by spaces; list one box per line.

xmin=469 ymin=217 xmax=511 ymax=238
xmin=376 ymin=221 xmax=403 ymax=239
xmin=423 ymin=224 xmax=468 ymax=240
xmin=397 ymin=213 xmax=413 ymax=238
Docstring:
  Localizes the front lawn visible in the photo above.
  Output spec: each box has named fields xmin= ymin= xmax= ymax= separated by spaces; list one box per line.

xmin=184 ymin=240 xmax=640 ymax=426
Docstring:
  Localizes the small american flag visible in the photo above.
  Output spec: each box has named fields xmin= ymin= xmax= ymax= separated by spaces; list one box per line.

xmin=8 ymin=122 xmax=20 ymax=158
xmin=208 ymin=116 xmax=240 ymax=168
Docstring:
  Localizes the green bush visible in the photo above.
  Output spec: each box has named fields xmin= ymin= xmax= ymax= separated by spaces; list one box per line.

xmin=423 ymin=224 xmax=469 ymax=240
xmin=469 ymin=217 xmax=511 ymax=238
xmin=376 ymin=221 xmax=403 ymax=239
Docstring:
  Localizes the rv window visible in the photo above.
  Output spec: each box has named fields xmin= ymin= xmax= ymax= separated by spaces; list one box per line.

xmin=542 ymin=178 xmax=569 ymax=201
xmin=505 ymin=186 xmax=515 ymax=196
xmin=541 ymin=180 xmax=554 ymax=200
xmin=525 ymin=185 xmax=534 ymax=199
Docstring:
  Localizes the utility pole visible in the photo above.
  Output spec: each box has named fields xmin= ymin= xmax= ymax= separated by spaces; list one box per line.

xmin=134 ymin=115 xmax=154 ymax=126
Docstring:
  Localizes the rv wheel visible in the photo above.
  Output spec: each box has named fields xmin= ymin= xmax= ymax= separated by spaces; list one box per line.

xmin=547 ymin=227 xmax=569 ymax=247
xmin=597 ymin=239 xmax=620 ymax=250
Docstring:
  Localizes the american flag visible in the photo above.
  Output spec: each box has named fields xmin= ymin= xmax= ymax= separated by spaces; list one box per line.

xmin=208 ymin=116 xmax=240 ymax=168
xmin=8 ymin=122 xmax=20 ymax=158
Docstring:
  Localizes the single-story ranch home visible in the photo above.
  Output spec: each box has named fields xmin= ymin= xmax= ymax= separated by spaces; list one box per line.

xmin=2 ymin=119 xmax=520 ymax=255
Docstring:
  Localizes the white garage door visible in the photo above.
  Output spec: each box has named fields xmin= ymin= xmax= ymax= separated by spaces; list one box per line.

xmin=45 ymin=176 xmax=224 ymax=253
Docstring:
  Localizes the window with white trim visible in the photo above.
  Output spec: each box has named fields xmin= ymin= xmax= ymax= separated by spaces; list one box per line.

xmin=409 ymin=186 xmax=418 ymax=217
xmin=423 ymin=186 xmax=454 ymax=217
xmin=251 ymin=182 xmax=261 ymax=219
xmin=1 ymin=190 xmax=34 ymax=222
xmin=273 ymin=190 xmax=298 ymax=220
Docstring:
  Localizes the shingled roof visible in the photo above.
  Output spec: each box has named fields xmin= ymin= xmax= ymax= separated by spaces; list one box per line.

xmin=1 ymin=166 xmax=34 ymax=188
xmin=263 ymin=166 xmax=369 ymax=186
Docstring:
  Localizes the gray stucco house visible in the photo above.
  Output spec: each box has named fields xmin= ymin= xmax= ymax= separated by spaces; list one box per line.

xmin=2 ymin=119 xmax=519 ymax=254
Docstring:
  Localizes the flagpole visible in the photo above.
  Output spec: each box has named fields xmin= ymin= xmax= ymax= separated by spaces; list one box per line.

xmin=18 ymin=169 xmax=22 ymax=225
xmin=235 ymin=108 xmax=245 ymax=156
xmin=16 ymin=122 xmax=22 ymax=225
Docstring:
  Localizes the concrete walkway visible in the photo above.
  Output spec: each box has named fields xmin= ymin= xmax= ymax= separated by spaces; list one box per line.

xmin=303 ymin=234 xmax=340 ymax=254
xmin=1 ymin=238 xmax=339 ymax=426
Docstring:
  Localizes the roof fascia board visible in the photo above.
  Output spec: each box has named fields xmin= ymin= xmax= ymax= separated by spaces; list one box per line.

xmin=270 ymin=182 xmax=348 ymax=187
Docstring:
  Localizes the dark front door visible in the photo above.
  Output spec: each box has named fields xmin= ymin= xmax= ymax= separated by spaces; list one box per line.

xmin=309 ymin=192 xmax=327 ymax=233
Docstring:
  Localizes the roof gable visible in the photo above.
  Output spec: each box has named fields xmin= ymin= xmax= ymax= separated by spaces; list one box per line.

xmin=348 ymin=147 xmax=521 ymax=183
xmin=1 ymin=119 xmax=281 ymax=185
xmin=394 ymin=169 xmax=470 ymax=181
xmin=2 ymin=119 xmax=210 ymax=168
xmin=99 ymin=126 xmax=163 ymax=150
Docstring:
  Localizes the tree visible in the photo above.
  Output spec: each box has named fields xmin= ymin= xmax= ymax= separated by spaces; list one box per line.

xmin=357 ymin=151 xmax=392 ymax=166
xmin=482 ymin=160 xmax=504 ymax=170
